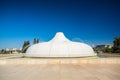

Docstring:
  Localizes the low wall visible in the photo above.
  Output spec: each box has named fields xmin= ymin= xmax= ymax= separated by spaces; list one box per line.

xmin=0 ymin=58 xmax=120 ymax=65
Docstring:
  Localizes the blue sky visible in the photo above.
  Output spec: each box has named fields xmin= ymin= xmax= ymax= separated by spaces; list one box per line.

xmin=0 ymin=0 xmax=120 ymax=49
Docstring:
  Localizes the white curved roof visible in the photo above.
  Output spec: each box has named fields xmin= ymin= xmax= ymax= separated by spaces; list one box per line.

xmin=25 ymin=32 xmax=96 ymax=57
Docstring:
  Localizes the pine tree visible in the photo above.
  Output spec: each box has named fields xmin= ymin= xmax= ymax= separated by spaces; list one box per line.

xmin=113 ymin=37 xmax=120 ymax=53
xmin=22 ymin=41 xmax=30 ymax=53
xmin=33 ymin=38 xmax=39 ymax=44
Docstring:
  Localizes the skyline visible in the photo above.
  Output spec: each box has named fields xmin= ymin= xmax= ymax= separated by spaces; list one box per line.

xmin=0 ymin=0 xmax=120 ymax=49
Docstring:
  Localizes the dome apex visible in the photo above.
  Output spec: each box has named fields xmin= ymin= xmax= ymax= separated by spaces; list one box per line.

xmin=54 ymin=32 xmax=65 ymax=38
xmin=55 ymin=32 xmax=64 ymax=35
xmin=50 ymin=32 xmax=69 ymax=42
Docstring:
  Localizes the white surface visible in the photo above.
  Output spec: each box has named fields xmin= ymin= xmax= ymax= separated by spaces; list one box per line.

xmin=26 ymin=32 xmax=96 ymax=57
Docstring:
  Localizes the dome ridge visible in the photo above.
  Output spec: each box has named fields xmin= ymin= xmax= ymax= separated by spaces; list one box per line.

xmin=49 ymin=32 xmax=70 ymax=42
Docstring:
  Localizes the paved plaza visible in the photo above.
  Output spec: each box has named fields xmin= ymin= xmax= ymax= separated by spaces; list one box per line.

xmin=0 ymin=62 xmax=120 ymax=80
xmin=0 ymin=54 xmax=120 ymax=80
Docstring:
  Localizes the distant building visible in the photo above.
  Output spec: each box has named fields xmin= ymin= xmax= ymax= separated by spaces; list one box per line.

xmin=0 ymin=48 xmax=22 ymax=54
xmin=5 ymin=48 xmax=10 ymax=51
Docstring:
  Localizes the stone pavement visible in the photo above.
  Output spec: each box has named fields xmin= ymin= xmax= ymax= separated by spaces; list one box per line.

xmin=0 ymin=64 xmax=120 ymax=80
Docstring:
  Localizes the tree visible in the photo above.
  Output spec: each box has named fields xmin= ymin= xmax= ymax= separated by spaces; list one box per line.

xmin=22 ymin=41 xmax=30 ymax=53
xmin=33 ymin=38 xmax=39 ymax=44
xmin=113 ymin=37 xmax=120 ymax=53
xmin=104 ymin=46 xmax=113 ymax=53
xmin=1 ymin=49 xmax=5 ymax=54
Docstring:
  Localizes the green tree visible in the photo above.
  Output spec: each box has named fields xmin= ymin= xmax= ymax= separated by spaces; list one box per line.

xmin=22 ymin=41 xmax=30 ymax=53
xmin=113 ymin=37 xmax=120 ymax=53
xmin=1 ymin=49 xmax=5 ymax=54
xmin=33 ymin=38 xmax=39 ymax=44
xmin=105 ymin=46 xmax=113 ymax=53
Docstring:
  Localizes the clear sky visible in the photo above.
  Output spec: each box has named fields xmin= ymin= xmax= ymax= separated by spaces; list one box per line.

xmin=0 ymin=0 xmax=120 ymax=49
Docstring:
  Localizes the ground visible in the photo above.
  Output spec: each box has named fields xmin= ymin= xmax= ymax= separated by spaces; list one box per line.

xmin=0 ymin=64 xmax=120 ymax=80
xmin=0 ymin=53 xmax=120 ymax=80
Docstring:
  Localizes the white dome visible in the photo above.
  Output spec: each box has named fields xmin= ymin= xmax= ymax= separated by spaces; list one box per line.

xmin=25 ymin=32 xmax=96 ymax=57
